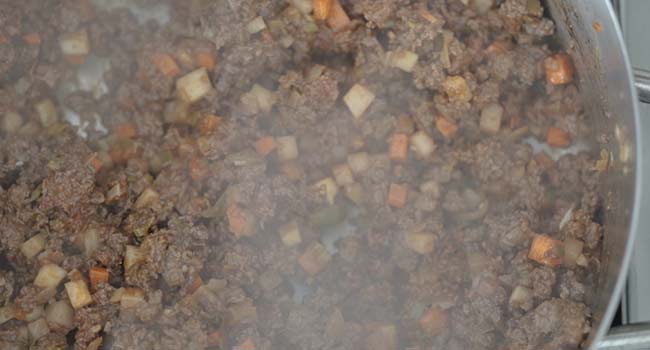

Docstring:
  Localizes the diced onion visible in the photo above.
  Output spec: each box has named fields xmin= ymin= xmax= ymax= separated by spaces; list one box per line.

xmin=290 ymin=0 xmax=313 ymax=14
xmin=35 ymin=99 xmax=58 ymax=127
xmin=59 ymin=29 xmax=90 ymax=56
xmin=84 ymin=228 xmax=101 ymax=257
xmin=27 ymin=318 xmax=50 ymax=340
xmin=45 ymin=301 xmax=74 ymax=330
xmin=332 ymin=164 xmax=354 ymax=186
xmin=0 ymin=305 xmax=15 ymax=325
xmin=124 ymin=245 xmax=145 ymax=270
xmin=410 ymin=131 xmax=436 ymax=157
xmin=64 ymin=280 xmax=93 ymax=309
xmin=276 ymin=136 xmax=299 ymax=161
xmin=242 ymin=84 xmax=277 ymax=114
xmin=343 ymin=183 xmax=363 ymax=204
xmin=405 ymin=232 xmax=435 ymax=254
xmin=134 ymin=188 xmax=160 ymax=209
xmin=313 ymin=177 xmax=338 ymax=205
xmin=509 ymin=285 xmax=532 ymax=310
xmin=110 ymin=288 xmax=125 ymax=304
xmin=2 ymin=111 xmax=23 ymax=134
xmin=388 ymin=50 xmax=419 ymax=72
xmin=176 ymin=68 xmax=213 ymax=104
xmin=246 ymin=16 xmax=267 ymax=35
xmin=472 ymin=0 xmax=495 ymax=13
xmin=34 ymin=264 xmax=67 ymax=289
xmin=278 ymin=221 xmax=302 ymax=247
xmin=120 ymin=288 xmax=145 ymax=309
xmin=21 ymin=233 xmax=46 ymax=260
xmin=343 ymin=84 xmax=376 ymax=119
xmin=479 ymin=103 xmax=503 ymax=134
xmin=347 ymin=152 xmax=369 ymax=175
xmin=24 ymin=306 xmax=44 ymax=322
xmin=563 ymin=238 xmax=584 ymax=268
xmin=35 ymin=287 xmax=57 ymax=305
xmin=443 ymin=76 xmax=472 ymax=103
xmin=106 ymin=183 xmax=124 ymax=202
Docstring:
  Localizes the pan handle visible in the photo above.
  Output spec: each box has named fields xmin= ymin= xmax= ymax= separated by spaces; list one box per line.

xmin=635 ymin=68 xmax=650 ymax=104
xmin=595 ymin=323 xmax=650 ymax=349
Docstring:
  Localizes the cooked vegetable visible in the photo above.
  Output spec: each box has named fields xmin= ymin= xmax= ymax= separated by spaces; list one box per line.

xmin=83 ymin=228 xmax=102 ymax=257
xmin=23 ymin=32 xmax=41 ymax=45
xmin=89 ymin=266 xmax=109 ymax=290
xmin=472 ymin=0 xmax=495 ymax=13
xmin=298 ymin=242 xmax=332 ymax=275
xmin=0 ymin=305 xmax=15 ymax=325
xmin=276 ymin=135 xmax=299 ymax=161
xmin=327 ymin=0 xmax=350 ymax=32
xmin=419 ymin=307 xmax=448 ymax=335
xmin=227 ymin=204 xmax=257 ymax=237
xmin=27 ymin=318 xmax=50 ymax=340
xmin=196 ymin=51 xmax=217 ymax=70
xmin=343 ymin=183 xmax=363 ymax=204
xmin=2 ymin=111 xmax=23 ymax=134
xmin=21 ymin=233 xmax=46 ymax=259
xmin=343 ymin=84 xmax=376 ymax=119
xmin=443 ymin=76 xmax=472 ymax=103
xmin=313 ymin=0 xmax=333 ymax=20
xmin=388 ymin=183 xmax=408 ymax=209
xmin=241 ymin=84 xmax=277 ymax=114
xmin=436 ymin=116 xmax=459 ymax=138
xmin=255 ymin=136 xmax=277 ymax=156
xmin=189 ymin=157 xmax=210 ymax=182
xmin=110 ymin=288 xmax=124 ymax=304
xmin=120 ymin=288 xmax=145 ymax=309
xmin=347 ymin=152 xmax=370 ymax=174
xmin=246 ymin=16 xmax=267 ymax=34
xmin=134 ymin=188 xmax=160 ymax=209
xmin=509 ymin=285 xmax=533 ymax=310
xmin=332 ymin=163 xmax=354 ymax=186
xmin=64 ymin=279 xmax=93 ymax=309
xmin=34 ymin=264 xmax=67 ymax=289
xmin=528 ymin=234 xmax=563 ymax=267
xmin=388 ymin=50 xmax=419 ymax=72
xmin=291 ymin=0 xmax=313 ymax=14
xmin=35 ymin=99 xmax=58 ymax=127
xmin=59 ymin=29 xmax=90 ymax=56
xmin=45 ymin=300 xmax=74 ymax=331
xmin=197 ymin=115 xmax=222 ymax=136
xmin=152 ymin=53 xmax=181 ymax=78
xmin=116 ymin=121 xmax=138 ymax=139
xmin=313 ymin=177 xmax=338 ymax=205
xmin=480 ymin=103 xmax=504 ymax=134
xmin=124 ymin=245 xmax=145 ymax=270
xmin=278 ymin=220 xmax=302 ymax=247
xmin=176 ymin=68 xmax=213 ymax=103
xmin=207 ymin=330 xmax=223 ymax=348
xmin=544 ymin=53 xmax=574 ymax=85
xmin=563 ymin=238 xmax=584 ymax=268
xmin=389 ymin=134 xmax=409 ymax=162
xmin=228 ymin=300 xmax=258 ymax=325
xmin=405 ymin=232 xmax=435 ymax=254
xmin=410 ymin=131 xmax=435 ymax=157
xmin=547 ymin=127 xmax=571 ymax=148
xmin=233 ymin=339 xmax=256 ymax=350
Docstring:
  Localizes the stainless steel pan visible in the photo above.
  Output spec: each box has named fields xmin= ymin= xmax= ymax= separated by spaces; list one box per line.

xmin=546 ymin=1 xmax=650 ymax=348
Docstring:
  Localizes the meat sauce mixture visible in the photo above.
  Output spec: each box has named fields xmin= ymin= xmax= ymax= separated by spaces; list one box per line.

xmin=0 ymin=0 xmax=605 ymax=349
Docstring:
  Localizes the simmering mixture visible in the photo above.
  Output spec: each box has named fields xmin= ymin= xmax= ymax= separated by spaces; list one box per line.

xmin=0 ymin=0 xmax=605 ymax=349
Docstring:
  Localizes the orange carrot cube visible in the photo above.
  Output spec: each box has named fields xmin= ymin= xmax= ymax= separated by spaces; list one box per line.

xmin=64 ymin=54 xmax=86 ymax=65
xmin=255 ymin=136 xmax=277 ymax=157
xmin=485 ymin=40 xmax=509 ymax=55
xmin=327 ymin=0 xmax=351 ymax=32
xmin=534 ymin=151 xmax=555 ymax=170
xmin=435 ymin=116 xmax=458 ymax=138
xmin=544 ymin=53 xmax=574 ymax=85
xmin=388 ymin=184 xmax=408 ymax=209
xmin=546 ymin=127 xmax=571 ymax=148
xmin=389 ymin=134 xmax=409 ymax=162
xmin=313 ymin=0 xmax=333 ymax=21
xmin=197 ymin=115 xmax=222 ymax=136
xmin=227 ymin=204 xmax=256 ymax=238
xmin=528 ymin=234 xmax=563 ymax=267
xmin=196 ymin=51 xmax=216 ymax=70
xmin=419 ymin=307 xmax=448 ymax=335
xmin=89 ymin=266 xmax=109 ymax=290
xmin=152 ymin=53 xmax=181 ymax=78
xmin=116 ymin=121 xmax=138 ymax=139
xmin=23 ymin=33 xmax=42 ymax=46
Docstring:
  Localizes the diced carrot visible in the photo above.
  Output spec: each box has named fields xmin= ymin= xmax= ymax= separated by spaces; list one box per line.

xmin=435 ymin=116 xmax=458 ymax=138
xmin=152 ymin=53 xmax=181 ymax=78
xmin=64 ymin=54 xmax=86 ymax=65
xmin=255 ymin=136 xmax=277 ymax=157
xmin=546 ymin=127 xmax=571 ymax=148
xmin=196 ymin=51 xmax=216 ymax=70
xmin=89 ymin=266 xmax=109 ymax=290
xmin=593 ymin=21 xmax=603 ymax=33
xmin=116 ymin=121 xmax=138 ymax=139
xmin=534 ymin=151 xmax=555 ymax=170
xmin=0 ymin=34 xmax=8 ymax=45
xmin=419 ymin=307 xmax=448 ymax=335
xmin=418 ymin=8 xmax=439 ymax=24
xmin=234 ymin=339 xmax=256 ymax=350
xmin=388 ymin=183 xmax=408 ymax=209
xmin=206 ymin=330 xmax=223 ymax=348
xmin=197 ymin=115 xmax=222 ymax=136
xmin=396 ymin=115 xmax=415 ymax=135
xmin=485 ymin=40 xmax=509 ymax=55
xmin=189 ymin=157 xmax=210 ymax=182
xmin=227 ymin=204 xmax=256 ymax=238
xmin=509 ymin=114 xmax=521 ymax=130
xmin=313 ymin=0 xmax=333 ymax=21
xmin=388 ymin=134 xmax=409 ymax=162
xmin=327 ymin=0 xmax=350 ymax=32
xmin=185 ymin=272 xmax=203 ymax=295
xmin=528 ymin=234 xmax=563 ymax=267
xmin=110 ymin=143 xmax=138 ymax=165
xmin=260 ymin=30 xmax=274 ymax=43
xmin=543 ymin=53 xmax=574 ymax=85
xmin=88 ymin=153 xmax=104 ymax=173
xmin=23 ymin=33 xmax=42 ymax=46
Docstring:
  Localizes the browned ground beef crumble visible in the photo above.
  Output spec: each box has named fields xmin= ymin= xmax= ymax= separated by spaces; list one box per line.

xmin=0 ymin=0 xmax=604 ymax=349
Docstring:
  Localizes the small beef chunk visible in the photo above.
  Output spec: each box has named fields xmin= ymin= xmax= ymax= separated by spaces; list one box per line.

xmin=0 ymin=270 xmax=14 ymax=305
xmin=530 ymin=267 xmax=556 ymax=300
xmin=524 ymin=298 xmax=588 ymax=349
xmin=277 ymin=66 xmax=340 ymax=127
xmin=41 ymin=142 xmax=95 ymax=213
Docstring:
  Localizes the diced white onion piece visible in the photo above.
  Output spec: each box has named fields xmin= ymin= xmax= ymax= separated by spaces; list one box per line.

xmin=2 ymin=111 xmax=24 ymax=134
xmin=347 ymin=152 xmax=370 ymax=175
xmin=405 ymin=232 xmax=435 ymax=254
xmin=563 ymin=238 xmax=584 ymax=267
xmin=410 ymin=131 xmax=436 ymax=157
xmin=124 ymin=245 xmax=145 ymax=270
xmin=332 ymin=164 xmax=354 ymax=186
xmin=509 ymin=285 xmax=532 ymax=309
xmin=110 ymin=288 xmax=125 ymax=304
xmin=21 ymin=233 xmax=46 ymax=259
xmin=27 ymin=318 xmax=50 ymax=340
xmin=176 ymin=68 xmax=213 ymax=104
xmin=344 ymin=84 xmax=376 ymax=119
xmin=472 ymin=0 xmax=495 ymax=13
xmin=389 ymin=50 xmax=419 ymax=72
xmin=419 ymin=180 xmax=440 ymax=195
xmin=443 ymin=76 xmax=472 ymax=102
xmin=120 ymin=288 xmax=145 ymax=309
xmin=480 ymin=103 xmax=503 ymax=134
xmin=84 ymin=228 xmax=101 ymax=257
xmin=45 ymin=301 xmax=74 ymax=330
xmin=343 ymin=183 xmax=363 ymax=204
xmin=576 ymin=254 xmax=588 ymax=267
xmin=278 ymin=221 xmax=302 ymax=247
xmin=247 ymin=84 xmax=277 ymax=113
xmin=0 ymin=305 xmax=15 ymax=325
xmin=313 ymin=177 xmax=338 ymax=205
xmin=106 ymin=183 xmax=124 ymax=202
xmin=64 ymin=280 xmax=93 ymax=309
xmin=25 ymin=305 xmax=44 ymax=322
xmin=164 ymin=100 xmax=191 ymax=124
xmin=246 ymin=16 xmax=267 ymax=34
xmin=134 ymin=188 xmax=160 ymax=209
xmin=59 ymin=29 xmax=90 ymax=56
xmin=291 ymin=0 xmax=313 ymax=14
xmin=35 ymin=287 xmax=57 ymax=305
xmin=35 ymin=99 xmax=58 ymax=127
xmin=34 ymin=264 xmax=66 ymax=289
xmin=276 ymin=136 xmax=299 ymax=161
